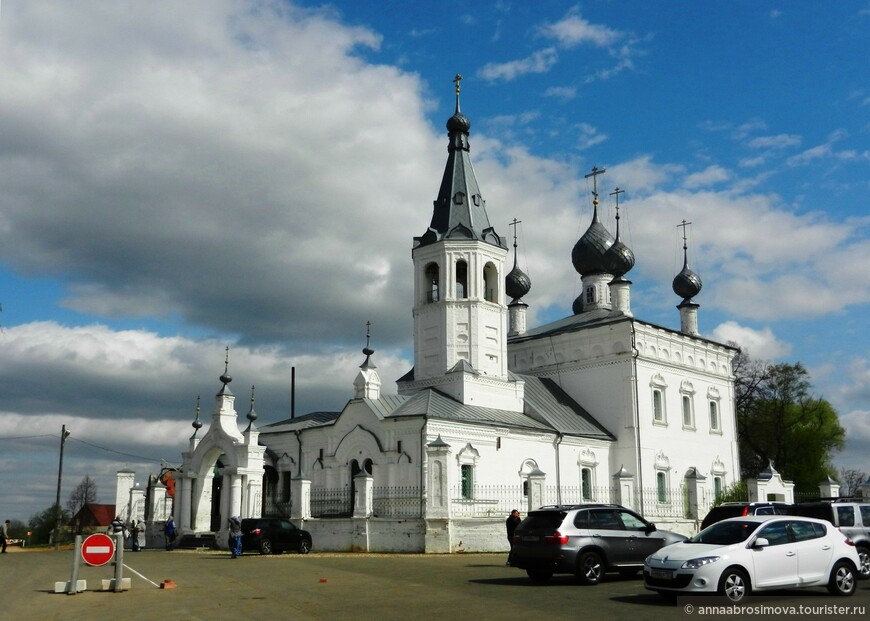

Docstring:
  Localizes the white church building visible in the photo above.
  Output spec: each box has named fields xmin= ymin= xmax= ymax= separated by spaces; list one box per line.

xmin=154 ymin=79 xmax=741 ymax=552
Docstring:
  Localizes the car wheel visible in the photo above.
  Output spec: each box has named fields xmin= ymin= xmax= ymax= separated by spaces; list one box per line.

xmin=718 ymin=568 xmax=750 ymax=603
xmin=576 ymin=551 xmax=604 ymax=585
xmin=259 ymin=538 xmax=273 ymax=555
xmin=827 ymin=561 xmax=857 ymax=596
xmin=526 ymin=568 xmax=553 ymax=583
xmin=299 ymin=539 xmax=312 ymax=555
xmin=856 ymin=546 xmax=870 ymax=579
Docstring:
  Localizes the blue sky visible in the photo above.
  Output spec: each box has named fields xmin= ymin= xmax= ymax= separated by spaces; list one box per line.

xmin=1 ymin=1 xmax=868 ymax=523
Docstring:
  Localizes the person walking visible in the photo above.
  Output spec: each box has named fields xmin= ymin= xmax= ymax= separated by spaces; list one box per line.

xmin=505 ymin=509 xmax=521 ymax=565
xmin=1 ymin=520 xmax=10 ymax=553
xmin=228 ymin=516 xmax=242 ymax=558
xmin=164 ymin=516 xmax=177 ymax=551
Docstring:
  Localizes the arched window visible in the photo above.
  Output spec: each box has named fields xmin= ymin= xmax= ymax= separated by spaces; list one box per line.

xmin=456 ymin=260 xmax=468 ymax=299
xmin=483 ymin=262 xmax=498 ymax=302
xmin=424 ymin=262 xmax=440 ymax=303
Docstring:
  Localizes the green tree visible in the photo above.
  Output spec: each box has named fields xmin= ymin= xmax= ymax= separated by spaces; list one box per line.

xmin=28 ymin=504 xmax=70 ymax=546
xmin=713 ymin=480 xmax=748 ymax=505
xmin=733 ymin=351 xmax=845 ymax=493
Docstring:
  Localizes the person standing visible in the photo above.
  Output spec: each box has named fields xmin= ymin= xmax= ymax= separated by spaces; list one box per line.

xmin=109 ymin=515 xmax=126 ymax=536
xmin=1 ymin=520 xmax=9 ymax=553
xmin=505 ymin=509 xmax=521 ymax=565
xmin=164 ymin=516 xmax=177 ymax=551
xmin=130 ymin=520 xmax=141 ymax=552
xmin=228 ymin=516 xmax=242 ymax=558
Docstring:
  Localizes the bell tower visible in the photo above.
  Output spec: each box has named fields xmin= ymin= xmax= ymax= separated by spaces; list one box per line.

xmin=400 ymin=75 xmax=522 ymax=411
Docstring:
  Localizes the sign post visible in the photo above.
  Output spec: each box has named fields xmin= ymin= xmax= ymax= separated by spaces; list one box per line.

xmin=81 ymin=533 xmax=115 ymax=567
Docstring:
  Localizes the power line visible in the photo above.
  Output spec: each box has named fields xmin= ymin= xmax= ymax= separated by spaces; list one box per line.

xmin=67 ymin=437 xmax=164 ymax=463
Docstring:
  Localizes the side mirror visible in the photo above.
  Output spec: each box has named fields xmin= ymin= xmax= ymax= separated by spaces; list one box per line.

xmin=646 ymin=522 xmax=657 ymax=533
xmin=753 ymin=537 xmax=770 ymax=548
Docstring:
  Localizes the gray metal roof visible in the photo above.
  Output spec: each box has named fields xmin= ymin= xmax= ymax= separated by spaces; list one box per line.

xmin=511 ymin=309 xmax=628 ymax=342
xmin=259 ymin=411 xmax=341 ymax=434
xmin=521 ymin=376 xmax=615 ymax=440
xmin=509 ymin=310 xmax=737 ymax=351
xmin=258 ymin=377 xmax=615 ymax=442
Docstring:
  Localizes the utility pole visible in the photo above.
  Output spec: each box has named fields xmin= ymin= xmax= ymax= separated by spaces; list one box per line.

xmin=53 ymin=424 xmax=71 ymax=549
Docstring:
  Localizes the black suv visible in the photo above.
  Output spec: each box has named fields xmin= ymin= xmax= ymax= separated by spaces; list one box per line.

xmin=699 ymin=502 xmax=791 ymax=530
xmin=240 ymin=518 xmax=313 ymax=555
xmin=789 ymin=499 xmax=870 ymax=578
xmin=510 ymin=504 xmax=685 ymax=584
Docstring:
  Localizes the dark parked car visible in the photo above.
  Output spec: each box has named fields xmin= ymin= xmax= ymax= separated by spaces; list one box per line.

xmin=789 ymin=499 xmax=870 ymax=579
xmin=509 ymin=503 xmax=685 ymax=584
xmin=241 ymin=518 xmax=312 ymax=555
xmin=700 ymin=502 xmax=791 ymax=530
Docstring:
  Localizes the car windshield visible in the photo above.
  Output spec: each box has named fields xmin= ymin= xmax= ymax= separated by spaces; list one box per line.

xmin=689 ymin=520 xmax=762 ymax=544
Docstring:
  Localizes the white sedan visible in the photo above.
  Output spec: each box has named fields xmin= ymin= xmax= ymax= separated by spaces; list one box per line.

xmin=644 ymin=515 xmax=860 ymax=602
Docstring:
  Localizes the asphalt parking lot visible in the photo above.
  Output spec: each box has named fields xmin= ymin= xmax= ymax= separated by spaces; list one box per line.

xmin=1 ymin=547 xmax=868 ymax=621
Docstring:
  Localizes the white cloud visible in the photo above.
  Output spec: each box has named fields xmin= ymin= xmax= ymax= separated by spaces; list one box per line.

xmin=708 ymin=321 xmax=792 ymax=360
xmin=538 ymin=11 xmax=620 ymax=48
xmin=747 ymin=134 xmax=801 ymax=150
xmin=682 ymin=165 xmax=730 ymax=189
xmin=543 ymin=85 xmax=577 ymax=100
xmin=576 ymin=123 xmax=607 ymax=150
xmin=479 ymin=48 xmax=559 ymax=82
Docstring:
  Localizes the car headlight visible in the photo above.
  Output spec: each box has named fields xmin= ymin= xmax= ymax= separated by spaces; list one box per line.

xmin=682 ymin=556 xmax=720 ymax=569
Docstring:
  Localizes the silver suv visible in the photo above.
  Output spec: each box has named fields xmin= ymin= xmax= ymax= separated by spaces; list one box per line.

xmin=509 ymin=504 xmax=686 ymax=584
xmin=789 ymin=499 xmax=870 ymax=578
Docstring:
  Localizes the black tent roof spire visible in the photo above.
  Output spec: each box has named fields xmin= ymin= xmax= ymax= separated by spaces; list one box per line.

xmin=414 ymin=74 xmax=506 ymax=250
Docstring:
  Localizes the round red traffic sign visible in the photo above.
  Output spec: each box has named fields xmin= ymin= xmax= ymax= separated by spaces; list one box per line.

xmin=81 ymin=533 xmax=116 ymax=566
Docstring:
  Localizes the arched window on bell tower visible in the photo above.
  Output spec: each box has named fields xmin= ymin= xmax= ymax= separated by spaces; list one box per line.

xmin=425 ymin=262 xmax=440 ymax=303
xmin=456 ymin=260 xmax=468 ymax=299
xmin=483 ymin=261 xmax=498 ymax=302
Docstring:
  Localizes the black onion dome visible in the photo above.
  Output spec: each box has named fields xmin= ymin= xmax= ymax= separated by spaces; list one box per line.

xmin=572 ymin=295 xmax=584 ymax=315
xmin=571 ymin=216 xmax=614 ymax=275
xmin=673 ymin=264 xmax=702 ymax=300
xmin=603 ymin=239 xmax=635 ymax=277
xmin=446 ymin=111 xmax=470 ymax=134
xmin=505 ymin=263 xmax=531 ymax=300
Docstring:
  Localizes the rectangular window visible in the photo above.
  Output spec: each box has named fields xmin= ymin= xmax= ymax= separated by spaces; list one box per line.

xmin=653 ymin=389 xmax=664 ymax=422
xmin=581 ymin=468 xmax=592 ymax=500
xmin=837 ymin=506 xmax=856 ymax=527
xmin=682 ymin=395 xmax=694 ymax=428
xmin=709 ymin=401 xmax=720 ymax=431
xmin=713 ymin=476 xmax=722 ymax=499
xmin=460 ymin=464 xmax=473 ymax=499
xmin=656 ymin=472 xmax=667 ymax=503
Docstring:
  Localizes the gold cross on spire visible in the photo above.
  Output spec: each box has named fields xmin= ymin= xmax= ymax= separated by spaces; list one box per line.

xmin=509 ymin=218 xmax=522 ymax=249
xmin=585 ymin=165 xmax=606 ymax=205
xmin=677 ymin=219 xmax=693 ymax=250
xmin=453 ymin=74 xmax=463 ymax=113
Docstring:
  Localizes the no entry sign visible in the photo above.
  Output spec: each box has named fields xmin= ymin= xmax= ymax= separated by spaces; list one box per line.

xmin=81 ymin=533 xmax=116 ymax=566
